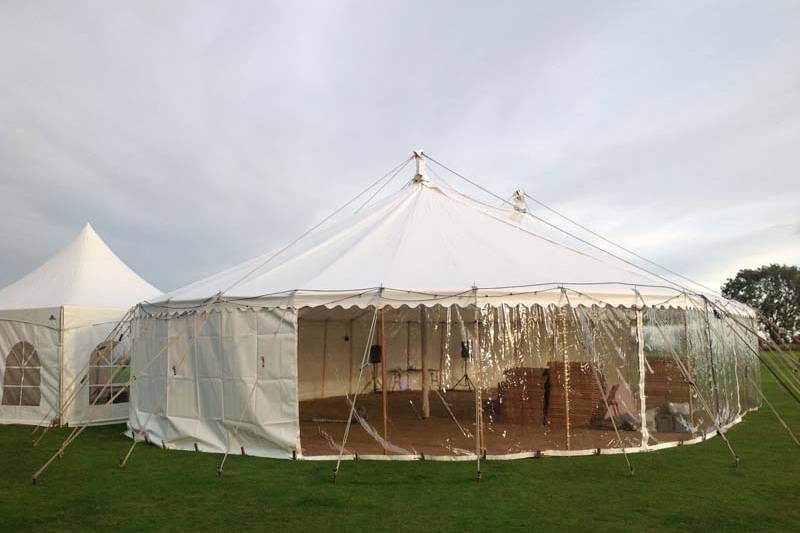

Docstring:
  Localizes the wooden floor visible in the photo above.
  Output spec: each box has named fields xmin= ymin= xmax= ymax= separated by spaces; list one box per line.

xmin=298 ymin=390 xmax=689 ymax=457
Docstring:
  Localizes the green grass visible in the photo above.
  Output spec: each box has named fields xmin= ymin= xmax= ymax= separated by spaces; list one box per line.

xmin=1 ymin=365 xmax=799 ymax=532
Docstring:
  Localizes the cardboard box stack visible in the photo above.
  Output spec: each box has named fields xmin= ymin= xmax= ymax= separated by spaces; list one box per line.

xmin=547 ymin=361 xmax=604 ymax=428
xmin=495 ymin=367 xmax=548 ymax=425
xmin=645 ymin=357 xmax=691 ymax=410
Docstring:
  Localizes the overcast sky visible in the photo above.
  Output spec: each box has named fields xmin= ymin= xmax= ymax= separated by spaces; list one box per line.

xmin=1 ymin=0 xmax=798 ymax=294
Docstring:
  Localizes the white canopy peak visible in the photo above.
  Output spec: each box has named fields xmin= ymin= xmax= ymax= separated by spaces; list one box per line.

xmin=0 ymin=222 xmax=160 ymax=310
xmin=413 ymin=150 xmax=427 ymax=183
xmin=513 ymin=189 xmax=527 ymax=213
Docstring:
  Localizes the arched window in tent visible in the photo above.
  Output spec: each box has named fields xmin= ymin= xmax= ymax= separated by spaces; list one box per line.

xmin=88 ymin=340 xmax=130 ymax=404
xmin=2 ymin=341 xmax=41 ymax=406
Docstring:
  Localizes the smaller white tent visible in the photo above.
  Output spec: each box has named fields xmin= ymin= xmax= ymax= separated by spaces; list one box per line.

xmin=0 ymin=223 xmax=160 ymax=426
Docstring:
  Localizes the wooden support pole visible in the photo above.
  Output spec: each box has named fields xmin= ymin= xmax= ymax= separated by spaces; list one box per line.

xmin=475 ymin=316 xmax=484 ymax=456
xmin=732 ymin=328 xmax=743 ymax=416
xmin=439 ymin=321 xmax=445 ymax=389
xmin=321 ymin=320 xmax=328 ymax=398
xmin=421 ymin=308 xmax=430 ymax=419
xmin=380 ymin=309 xmax=388 ymax=454
xmin=683 ymin=310 xmax=695 ymax=427
xmin=703 ymin=299 xmax=722 ymax=419
xmin=348 ymin=320 xmax=354 ymax=395
xmin=512 ymin=306 xmax=520 ymax=365
xmin=57 ymin=305 xmax=65 ymax=427
xmin=406 ymin=321 xmax=411 ymax=371
xmin=560 ymin=306 xmax=571 ymax=450
xmin=636 ymin=308 xmax=650 ymax=448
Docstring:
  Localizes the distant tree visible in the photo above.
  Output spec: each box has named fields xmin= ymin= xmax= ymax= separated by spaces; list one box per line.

xmin=721 ymin=264 xmax=800 ymax=344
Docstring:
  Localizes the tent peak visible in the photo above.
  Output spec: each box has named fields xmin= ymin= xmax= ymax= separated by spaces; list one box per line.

xmin=79 ymin=222 xmax=99 ymax=238
xmin=413 ymin=150 xmax=427 ymax=183
xmin=513 ymin=190 xmax=527 ymax=213
xmin=0 ymin=224 xmax=160 ymax=310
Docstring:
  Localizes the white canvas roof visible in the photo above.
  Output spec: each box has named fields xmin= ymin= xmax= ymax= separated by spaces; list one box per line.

xmin=0 ymin=223 xmax=160 ymax=311
xmin=155 ymin=171 xmax=698 ymax=310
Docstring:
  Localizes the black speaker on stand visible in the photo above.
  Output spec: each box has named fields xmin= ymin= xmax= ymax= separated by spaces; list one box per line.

xmin=370 ymin=345 xmax=382 ymax=392
xmin=450 ymin=341 xmax=475 ymax=391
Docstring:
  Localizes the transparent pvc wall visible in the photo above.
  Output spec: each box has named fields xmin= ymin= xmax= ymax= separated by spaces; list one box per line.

xmin=297 ymin=303 xmax=760 ymax=458
xmin=479 ymin=304 xmax=643 ymax=454
xmin=642 ymin=307 xmax=761 ymax=446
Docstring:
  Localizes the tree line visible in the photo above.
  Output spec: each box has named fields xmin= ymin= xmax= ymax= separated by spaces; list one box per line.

xmin=722 ymin=264 xmax=800 ymax=346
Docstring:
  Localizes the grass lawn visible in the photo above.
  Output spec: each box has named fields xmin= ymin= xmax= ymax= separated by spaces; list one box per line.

xmin=1 ymin=364 xmax=798 ymax=532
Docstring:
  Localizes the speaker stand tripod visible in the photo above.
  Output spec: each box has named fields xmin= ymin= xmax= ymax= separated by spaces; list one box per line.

xmin=450 ymin=356 xmax=474 ymax=391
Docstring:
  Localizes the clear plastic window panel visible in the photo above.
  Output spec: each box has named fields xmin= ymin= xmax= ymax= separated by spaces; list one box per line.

xmin=2 ymin=341 xmax=41 ymax=407
xmin=642 ymin=308 xmax=704 ymax=444
xmin=643 ymin=306 xmax=759 ymax=445
xmin=89 ymin=340 xmax=130 ymax=405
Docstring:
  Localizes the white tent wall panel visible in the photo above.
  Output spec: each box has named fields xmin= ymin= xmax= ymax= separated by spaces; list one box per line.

xmin=0 ymin=307 xmax=131 ymax=426
xmin=0 ymin=311 xmax=59 ymax=425
xmin=61 ymin=319 xmax=128 ymax=425
xmin=297 ymin=321 xmax=324 ymax=400
xmin=128 ymin=306 xmax=299 ymax=458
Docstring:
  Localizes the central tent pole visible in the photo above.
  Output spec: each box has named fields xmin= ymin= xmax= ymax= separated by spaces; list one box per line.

xmin=703 ymin=298 xmax=722 ymax=420
xmin=636 ymin=307 xmax=650 ymax=448
xmin=58 ymin=305 xmax=65 ymax=427
xmin=421 ymin=307 xmax=430 ymax=418
xmin=560 ymin=305 xmax=571 ymax=450
xmin=406 ymin=321 xmax=411 ymax=370
xmin=683 ymin=309 xmax=694 ymax=427
xmin=473 ymin=296 xmax=483 ymax=481
xmin=348 ymin=320 xmax=354 ymax=395
xmin=321 ymin=319 xmax=328 ymax=398
xmin=475 ymin=313 xmax=484 ymax=456
xmin=439 ymin=321 xmax=445 ymax=388
xmin=380 ymin=308 xmax=388 ymax=454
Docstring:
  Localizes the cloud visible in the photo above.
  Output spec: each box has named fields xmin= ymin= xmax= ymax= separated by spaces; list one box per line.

xmin=0 ymin=1 xmax=799 ymax=293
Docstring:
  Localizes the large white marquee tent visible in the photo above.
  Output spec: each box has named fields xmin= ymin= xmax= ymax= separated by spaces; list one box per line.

xmin=126 ymin=153 xmax=760 ymax=466
xmin=0 ymin=224 xmax=160 ymax=426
